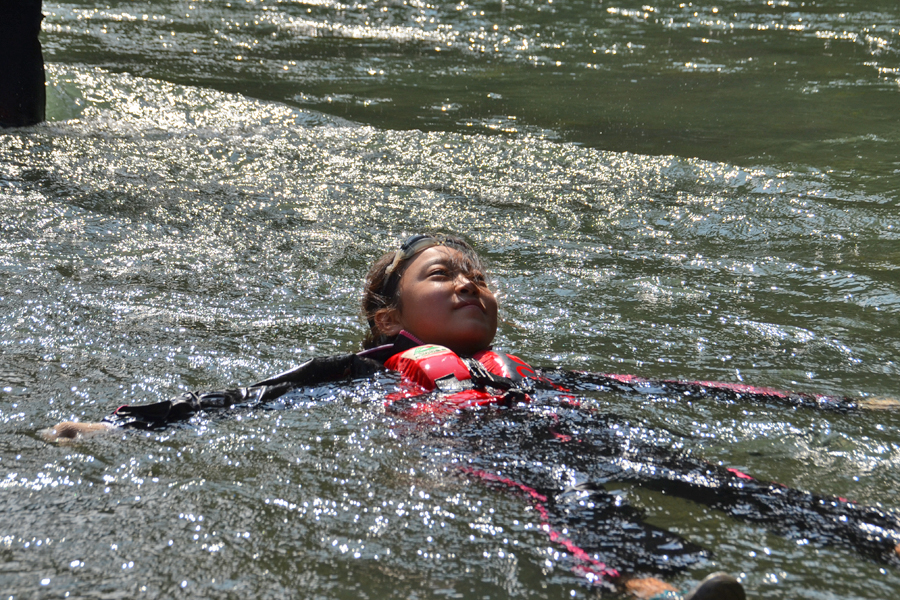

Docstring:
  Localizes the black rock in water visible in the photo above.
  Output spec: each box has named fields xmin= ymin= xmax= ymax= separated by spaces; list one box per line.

xmin=0 ymin=0 xmax=46 ymax=128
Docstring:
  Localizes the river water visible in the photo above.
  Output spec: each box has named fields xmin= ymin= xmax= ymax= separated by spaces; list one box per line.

xmin=1 ymin=0 xmax=899 ymax=597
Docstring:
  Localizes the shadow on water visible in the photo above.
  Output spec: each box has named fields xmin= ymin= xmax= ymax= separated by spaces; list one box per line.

xmin=39 ymin=0 xmax=900 ymax=195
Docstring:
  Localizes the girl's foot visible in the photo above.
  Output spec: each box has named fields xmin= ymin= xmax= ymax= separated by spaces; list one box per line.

xmin=624 ymin=577 xmax=677 ymax=598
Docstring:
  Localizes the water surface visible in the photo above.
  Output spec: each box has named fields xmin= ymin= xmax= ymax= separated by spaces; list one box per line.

xmin=1 ymin=0 xmax=899 ymax=597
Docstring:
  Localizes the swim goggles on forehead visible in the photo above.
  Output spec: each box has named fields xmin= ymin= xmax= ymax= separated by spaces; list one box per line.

xmin=384 ymin=234 xmax=466 ymax=277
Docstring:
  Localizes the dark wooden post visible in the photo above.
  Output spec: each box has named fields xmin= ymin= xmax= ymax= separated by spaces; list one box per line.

xmin=0 ymin=0 xmax=46 ymax=127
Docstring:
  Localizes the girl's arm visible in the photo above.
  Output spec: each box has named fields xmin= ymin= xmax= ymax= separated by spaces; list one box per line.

xmin=40 ymin=354 xmax=384 ymax=442
xmin=545 ymin=369 xmax=899 ymax=412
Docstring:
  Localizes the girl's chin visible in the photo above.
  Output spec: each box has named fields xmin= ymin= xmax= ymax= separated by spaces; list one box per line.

xmin=411 ymin=322 xmax=496 ymax=355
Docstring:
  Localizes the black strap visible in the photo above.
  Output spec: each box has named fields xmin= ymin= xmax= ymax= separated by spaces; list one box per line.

xmin=462 ymin=357 xmax=521 ymax=391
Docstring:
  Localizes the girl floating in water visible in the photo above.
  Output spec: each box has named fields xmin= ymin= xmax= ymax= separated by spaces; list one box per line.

xmin=45 ymin=234 xmax=900 ymax=599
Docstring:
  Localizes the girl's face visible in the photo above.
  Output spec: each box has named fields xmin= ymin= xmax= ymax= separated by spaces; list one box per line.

xmin=378 ymin=246 xmax=498 ymax=356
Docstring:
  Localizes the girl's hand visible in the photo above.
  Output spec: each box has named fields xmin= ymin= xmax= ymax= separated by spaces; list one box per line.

xmin=40 ymin=421 xmax=113 ymax=442
xmin=857 ymin=396 xmax=900 ymax=410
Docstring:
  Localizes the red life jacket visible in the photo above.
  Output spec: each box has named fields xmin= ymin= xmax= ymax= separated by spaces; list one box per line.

xmin=383 ymin=344 xmax=537 ymax=415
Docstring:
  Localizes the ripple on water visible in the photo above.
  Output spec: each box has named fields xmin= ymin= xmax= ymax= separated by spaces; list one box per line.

xmin=1 ymin=63 xmax=899 ymax=598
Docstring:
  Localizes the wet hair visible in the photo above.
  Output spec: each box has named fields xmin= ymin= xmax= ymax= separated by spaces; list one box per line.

xmin=361 ymin=235 xmax=489 ymax=349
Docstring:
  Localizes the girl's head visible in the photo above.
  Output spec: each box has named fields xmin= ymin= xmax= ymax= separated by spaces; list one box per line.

xmin=362 ymin=234 xmax=498 ymax=355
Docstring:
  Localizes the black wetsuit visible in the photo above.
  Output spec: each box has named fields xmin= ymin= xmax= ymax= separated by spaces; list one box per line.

xmin=101 ymin=335 xmax=900 ymax=578
xmin=436 ymin=396 xmax=900 ymax=575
